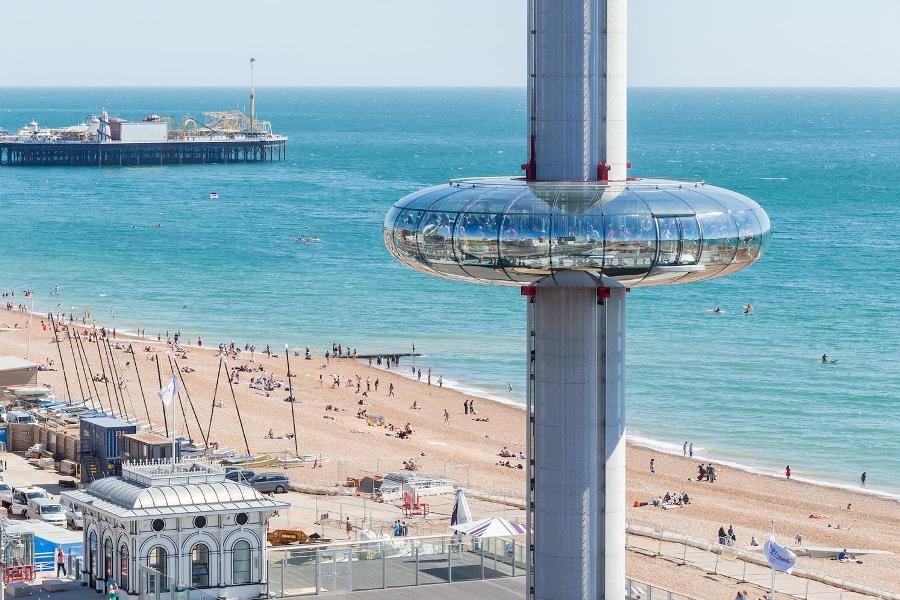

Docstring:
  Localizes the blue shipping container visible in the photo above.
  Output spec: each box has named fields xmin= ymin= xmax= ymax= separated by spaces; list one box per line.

xmin=80 ymin=417 xmax=136 ymax=483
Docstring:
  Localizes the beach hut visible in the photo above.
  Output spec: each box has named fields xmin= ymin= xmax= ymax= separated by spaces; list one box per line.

xmin=450 ymin=517 xmax=529 ymax=538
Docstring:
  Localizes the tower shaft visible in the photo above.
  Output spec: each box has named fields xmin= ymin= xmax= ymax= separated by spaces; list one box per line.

xmin=528 ymin=0 xmax=628 ymax=181
xmin=527 ymin=278 xmax=626 ymax=600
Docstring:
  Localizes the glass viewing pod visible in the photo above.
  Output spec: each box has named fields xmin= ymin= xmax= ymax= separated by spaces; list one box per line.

xmin=384 ymin=177 xmax=770 ymax=288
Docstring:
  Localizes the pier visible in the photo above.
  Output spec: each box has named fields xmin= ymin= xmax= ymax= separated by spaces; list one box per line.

xmin=0 ymin=138 xmax=286 ymax=167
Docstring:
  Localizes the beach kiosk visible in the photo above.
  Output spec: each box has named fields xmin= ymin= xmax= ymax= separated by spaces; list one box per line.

xmin=61 ymin=459 xmax=288 ymax=599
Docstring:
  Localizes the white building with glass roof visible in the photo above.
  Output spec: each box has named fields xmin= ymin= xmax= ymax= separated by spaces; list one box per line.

xmin=61 ymin=459 xmax=289 ymax=599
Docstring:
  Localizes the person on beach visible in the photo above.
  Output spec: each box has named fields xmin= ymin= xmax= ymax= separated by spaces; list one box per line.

xmin=650 ymin=458 xmax=655 ymax=474
xmin=683 ymin=441 xmax=688 ymax=456
xmin=464 ymin=399 xmax=469 ymax=415
xmin=689 ymin=442 xmax=693 ymax=458
xmin=345 ymin=517 xmax=353 ymax=538
xmin=785 ymin=465 xmax=791 ymax=479
xmin=444 ymin=408 xmax=450 ymax=424
xmin=861 ymin=471 xmax=867 ymax=485
xmin=388 ymin=382 xmax=395 ymax=397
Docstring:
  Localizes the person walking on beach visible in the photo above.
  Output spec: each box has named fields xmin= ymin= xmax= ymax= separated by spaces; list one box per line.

xmin=785 ymin=465 xmax=791 ymax=479
xmin=388 ymin=382 xmax=395 ymax=397
xmin=683 ymin=442 xmax=688 ymax=456
xmin=689 ymin=442 xmax=694 ymax=458
xmin=464 ymin=399 xmax=469 ymax=415
xmin=861 ymin=471 xmax=867 ymax=486
xmin=444 ymin=408 xmax=450 ymax=424
xmin=649 ymin=458 xmax=655 ymax=474
xmin=345 ymin=517 xmax=353 ymax=539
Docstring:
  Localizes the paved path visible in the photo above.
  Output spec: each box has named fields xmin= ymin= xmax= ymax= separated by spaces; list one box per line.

xmin=628 ymin=533 xmax=877 ymax=600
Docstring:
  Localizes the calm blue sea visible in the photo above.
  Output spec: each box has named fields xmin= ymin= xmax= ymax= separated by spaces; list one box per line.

xmin=1 ymin=88 xmax=898 ymax=493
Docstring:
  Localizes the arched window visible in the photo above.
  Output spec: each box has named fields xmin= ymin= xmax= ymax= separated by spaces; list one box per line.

xmin=103 ymin=539 xmax=113 ymax=580
xmin=147 ymin=546 xmax=168 ymax=592
xmin=119 ymin=545 xmax=129 ymax=592
xmin=88 ymin=532 xmax=97 ymax=581
xmin=191 ymin=544 xmax=210 ymax=588
xmin=232 ymin=540 xmax=251 ymax=585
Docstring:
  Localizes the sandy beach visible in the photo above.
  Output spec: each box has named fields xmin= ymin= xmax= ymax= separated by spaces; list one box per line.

xmin=2 ymin=307 xmax=898 ymax=593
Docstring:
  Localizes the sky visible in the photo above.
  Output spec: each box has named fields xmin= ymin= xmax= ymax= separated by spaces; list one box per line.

xmin=2 ymin=0 xmax=899 ymax=87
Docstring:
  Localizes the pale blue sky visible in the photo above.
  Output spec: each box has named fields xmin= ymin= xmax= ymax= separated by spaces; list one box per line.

xmin=3 ymin=0 xmax=899 ymax=87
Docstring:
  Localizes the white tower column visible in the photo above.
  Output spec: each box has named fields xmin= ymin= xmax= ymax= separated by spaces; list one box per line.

xmin=528 ymin=0 xmax=628 ymax=182
xmin=526 ymin=273 xmax=626 ymax=600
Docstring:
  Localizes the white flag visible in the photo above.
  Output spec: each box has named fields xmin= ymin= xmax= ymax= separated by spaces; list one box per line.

xmin=764 ymin=534 xmax=797 ymax=574
xmin=157 ymin=374 xmax=179 ymax=407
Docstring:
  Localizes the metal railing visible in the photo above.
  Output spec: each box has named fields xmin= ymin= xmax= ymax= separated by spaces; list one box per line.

xmin=137 ymin=565 xmax=219 ymax=600
xmin=266 ymin=532 xmax=526 ymax=596
xmin=626 ymin=521 xmax=897 ymax=600
xmin=626 ymin=577 xmax=703 ymax=600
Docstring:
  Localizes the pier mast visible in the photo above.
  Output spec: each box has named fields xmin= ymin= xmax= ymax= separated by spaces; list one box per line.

xmin=249 ymin=57 xmax=256 ymax=132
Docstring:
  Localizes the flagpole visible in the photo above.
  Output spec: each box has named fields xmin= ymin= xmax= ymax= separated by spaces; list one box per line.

xmin=770 ymin=520 xmax=776 ymax=600
xmin=168 ymin=351 xmax=176 ymax=473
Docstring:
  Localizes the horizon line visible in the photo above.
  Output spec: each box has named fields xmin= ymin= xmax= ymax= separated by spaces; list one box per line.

xmin=2 ymin=84 xmax=900 ymax=90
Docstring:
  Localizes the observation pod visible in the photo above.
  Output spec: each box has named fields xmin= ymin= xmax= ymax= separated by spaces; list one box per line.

xmin=384 ymin=177 xmax=770 ymax=287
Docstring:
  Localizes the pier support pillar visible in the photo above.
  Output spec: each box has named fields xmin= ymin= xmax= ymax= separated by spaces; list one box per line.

xmin=526 ymin=273 xmax=626 ymax=600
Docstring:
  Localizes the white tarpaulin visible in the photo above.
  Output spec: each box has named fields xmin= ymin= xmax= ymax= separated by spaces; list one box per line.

xmin=450 ymin=489 xmax=472 ymax=526
xmin=451 ymin=516 xmax=528 ymax=538
xmin=764 ymin=535 xmax=797 ymax=574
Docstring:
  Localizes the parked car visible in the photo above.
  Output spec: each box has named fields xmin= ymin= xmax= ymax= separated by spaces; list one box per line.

xmin=26 ymin=498 xmax=66 ymax=527
xmin=7 ymin=411 xmax=37 ymax=425
xmin=11 ymin=486 xmax=48 ymax=516
xmin=247 ymin=473 xmax=289 ymax=494
xmin=59 ymin=496 xmax=84 ymax=529
xmin=225 ymin=469 xmax=256 ymax=483
xmin=0 ymin=482 xmax=12 ymax=507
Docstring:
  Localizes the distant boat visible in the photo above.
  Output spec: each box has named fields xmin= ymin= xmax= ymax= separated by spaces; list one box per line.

xmin=209 ymin=192 xmax=219 ymax=200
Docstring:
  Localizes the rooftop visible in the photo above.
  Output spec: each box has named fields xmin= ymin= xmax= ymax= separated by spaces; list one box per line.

xmin=0 ymin=355 xmax=39 ymax=371
xmin=61 ymin=459 xmax=289 ymax=520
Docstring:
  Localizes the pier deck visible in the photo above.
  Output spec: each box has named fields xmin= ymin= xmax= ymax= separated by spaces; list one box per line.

xmin=0 ymin=138 xmax=286 ymax=166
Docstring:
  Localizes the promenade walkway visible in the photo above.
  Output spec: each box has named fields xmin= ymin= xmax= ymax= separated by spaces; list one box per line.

xmin=627 ymin=526 xmax=896 ymax=600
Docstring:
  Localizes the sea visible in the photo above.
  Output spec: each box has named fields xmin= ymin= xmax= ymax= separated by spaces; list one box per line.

xmin=1 ymin=87 xmax=898 ymax=495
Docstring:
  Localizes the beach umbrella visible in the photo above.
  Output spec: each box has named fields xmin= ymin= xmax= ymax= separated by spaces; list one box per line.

xmin=450 ymin=489 xmax=472 ymax=526
xmin=450 ymin=516 xmax=529 ymax=538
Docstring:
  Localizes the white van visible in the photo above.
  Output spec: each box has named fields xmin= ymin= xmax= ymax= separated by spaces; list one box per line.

xmin=0 ymin=482 xmax=12 ymax=507
xmin=11 ymin=486 xmax=48 ymax=516
xmin=27 ymin=498 xmax=66 ymax=527
xmin=58 ymin=496 xmax=84 ymax=529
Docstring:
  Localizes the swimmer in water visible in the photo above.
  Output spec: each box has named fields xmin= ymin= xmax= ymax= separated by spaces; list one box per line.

xmin=743 ymin=303 xmax=753 ymax=314
xmin=713 ymin=306 xmax=723 ymax=314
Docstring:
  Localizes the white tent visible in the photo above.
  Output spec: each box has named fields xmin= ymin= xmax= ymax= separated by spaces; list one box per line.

xmin=450 ymin=489 xmax=472 ymax=526
xmin=450 ymin=516 xmax=529 ymax=538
